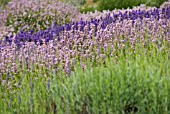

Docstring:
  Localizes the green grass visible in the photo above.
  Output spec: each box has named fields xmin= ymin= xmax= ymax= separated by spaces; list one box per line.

xmin=0 ymin=40 xmax=170 ymax=113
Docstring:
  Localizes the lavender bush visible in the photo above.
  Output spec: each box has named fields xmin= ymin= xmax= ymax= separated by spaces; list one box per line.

xmin=0 ymin=0 xmax=170 ymax=113
xmin=0 ymin=3 xmax=169 ymax=74
xmin=0 ymin=0 xmax=79 ymax=36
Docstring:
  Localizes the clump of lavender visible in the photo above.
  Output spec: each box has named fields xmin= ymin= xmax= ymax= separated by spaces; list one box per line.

xmin=2 ymin=4 xmax=170 ymax=47
xmin=0 ymin=1 xmax=170 ymax=75
xmin=0 ymin=0 xmax=79 ymax=34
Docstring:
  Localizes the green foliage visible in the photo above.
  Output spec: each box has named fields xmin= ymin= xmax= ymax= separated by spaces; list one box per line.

xmin=0 ymin=40 xmax=170 ymax=113
xmin=97 ymin=0 xmax=168 ymax=11
xmin=80 ymin=6 xmax=96 ymax=13
xmin=80 ymin=0 xmax=168 ymax=12
xmin=93 ymin=0 xmax=98 ymax=3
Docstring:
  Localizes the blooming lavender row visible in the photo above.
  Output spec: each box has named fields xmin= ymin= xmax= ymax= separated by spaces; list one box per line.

xmin=0 ymin=0 xmax=79 ymax=40
xmin=0 ymin=14 xmax=169 ymax=74
xmin=0 ymin=1 xmax=170 ymax=74
xmin=1 ymin=4 xmax=170 ymax=48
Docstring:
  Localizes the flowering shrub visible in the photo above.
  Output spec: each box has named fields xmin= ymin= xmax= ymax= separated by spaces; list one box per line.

xmin=0 ymin=1 xmax=170 ymax=113
xmin=0 ymin=0 xmax=79 ymax=34
xmin=1 ymin=5 xmax=170 ymax=46
xmin=0 ymin=3 xmax=170 ymax=74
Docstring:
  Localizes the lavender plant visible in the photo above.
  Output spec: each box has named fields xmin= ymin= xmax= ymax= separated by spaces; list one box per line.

xmin=0 ymin=4 xmax=170 ymax=74
xmin=0 ymin=42 xmax=169 ymax=113
xmin=1 ymin=5 xmax=170 ymax=46
xmin=0 ymin=0 xmax=79 ymax=34
xmin=0 ymin=1 xmax=170 ymax=113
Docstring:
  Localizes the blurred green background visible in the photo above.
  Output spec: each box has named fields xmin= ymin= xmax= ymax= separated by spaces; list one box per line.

xmin=61 ymin=0 xmax=168 ymax=13
xmin=80 ymin=0 xmax=168 ymax=12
